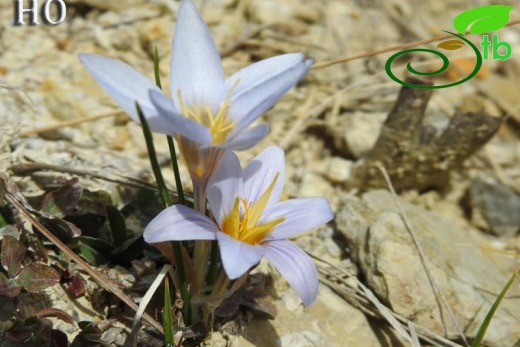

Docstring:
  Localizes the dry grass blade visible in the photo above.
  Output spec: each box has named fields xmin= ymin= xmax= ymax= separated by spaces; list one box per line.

xmin=19 ymin=110 xmax=124 ymax=137
xmin=312 ymin=254 xmax=463 ymax=347
xmin=409 ymin=321 xmax=421 ymax=347
xmin=0 ymin=82 xmax=34 ymax=105
xmin=4 ymin=190 xmax=164 ymax=334
xmin=378 ymin=166 xmax=469 ymax=346
xmin=125 ymin=265 xmax=174 ymax=347
xmin=357 ymin=278 xmax=412 ymax=343
xmin=10 ymin=162 xmax=158 ymax=192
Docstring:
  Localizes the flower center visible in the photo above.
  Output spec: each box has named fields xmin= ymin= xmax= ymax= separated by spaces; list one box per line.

xmin=177 ymin=82 xmax=239 ymax=145
xmin=221 ymin=173 xmax=285 ymax=245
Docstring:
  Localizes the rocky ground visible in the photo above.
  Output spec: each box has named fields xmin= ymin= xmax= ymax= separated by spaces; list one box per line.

xmin=1 ymin=0 xmax=520 ymax=346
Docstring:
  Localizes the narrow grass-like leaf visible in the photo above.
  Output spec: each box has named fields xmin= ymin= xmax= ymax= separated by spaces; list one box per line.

xmin=471 ymin=268 xmax=519 ymax=347
xmin=153 ymin=46 xmax=185 ymax=206
xmin=166 ymin=136 xmax=185 ymax=205
xmin=206 ymin=240 xmax=219 ymax=292
xmin=135 ymin=102 xmax=172 ymax=207
xmin=0 ymin=175 xmax=6 ymax=207
xmin=68 ymin=238 xmax=108 ymax=265
xmin=135 ymin=102 xmax=191 ymax=325
xmin=163 ymin=279 xmax=175 ymax=346
xmin=106 ymin=205 xmax=127 ymax=246
xmin=153 ymin=46 xmax=163 ymax=90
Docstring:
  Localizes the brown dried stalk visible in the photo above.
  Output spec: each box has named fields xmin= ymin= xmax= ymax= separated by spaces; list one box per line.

xmin=3 ymin=182 xmax=164 ymax=334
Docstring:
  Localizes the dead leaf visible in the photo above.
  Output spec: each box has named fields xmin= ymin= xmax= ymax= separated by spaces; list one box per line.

xmin=18 ymin=264 xmax=60 ymax=293
xmin=1 ymin=235 xmax=26 ymax=277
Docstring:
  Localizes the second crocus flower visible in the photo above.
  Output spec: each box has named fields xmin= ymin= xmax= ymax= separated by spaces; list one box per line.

xmin=144 ymin=146 xmax=334 ymax=306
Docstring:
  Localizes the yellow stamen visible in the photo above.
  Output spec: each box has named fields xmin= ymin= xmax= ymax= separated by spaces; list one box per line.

xmin=221 ymin=173 xmax=285 ymax=245
xmin=176 ymin=80 xmax=240 ymax=144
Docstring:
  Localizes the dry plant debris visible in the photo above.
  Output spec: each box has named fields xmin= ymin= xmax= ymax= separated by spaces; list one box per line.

xmin=1 ymin=0 xmax=520 ymax=347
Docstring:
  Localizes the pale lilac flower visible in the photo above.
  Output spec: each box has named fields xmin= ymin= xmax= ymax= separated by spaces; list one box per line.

xmin=144 ymin=146 xmax=334 ymax=306
xmin=79 ymin=0 xmax=313 ymax=189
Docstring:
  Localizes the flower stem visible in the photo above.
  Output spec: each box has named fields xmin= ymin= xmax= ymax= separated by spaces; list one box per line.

xmin=192 ymin=178 xmax=211 ymax=293
xmin=135 ymin=102 xmax=191 ymax=326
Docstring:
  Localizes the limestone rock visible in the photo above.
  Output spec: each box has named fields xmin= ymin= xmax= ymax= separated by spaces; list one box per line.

xmin=235 ymin=285 xmax=403 ymax=347
xmin=336 ymin=190 xmax=520 ymax=347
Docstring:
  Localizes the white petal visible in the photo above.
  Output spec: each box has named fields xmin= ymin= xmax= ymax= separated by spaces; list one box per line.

xmin=226 ymin=54 xmax=313 ymax=132
xmin=149 ymin=90 xmax=212 ymax=143
xmin=265 ymin=198 xmax=334 ymax=240
xmin=170 ymin=0 xmax=224 ymax=111
xmin=144 ymin=205 xmax=218 ymax=243
xmin=207 ymin=151 xmax=243 ymax=226
xmin=243 ymin=145 xmax=285 ymax=209
xmin=79 ymin=53 xmax=162 ymax=123
xmin=264 ymin=240 xmax=318 ymax=306
xmin=217 ymin=232 xmax=265 ymax=279
xmin=220 ymin=123 xmax=269 ymax=151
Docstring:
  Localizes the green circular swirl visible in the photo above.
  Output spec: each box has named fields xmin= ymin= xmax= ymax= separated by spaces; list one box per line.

xmin=385 ymin=31 xmax=483 ymax=89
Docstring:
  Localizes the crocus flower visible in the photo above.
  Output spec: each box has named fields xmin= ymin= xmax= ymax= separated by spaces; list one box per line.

xmin=144 ymin=146 xmax=334 ymax=306
xmin=79 ymin=0 xmax=313 ymax=195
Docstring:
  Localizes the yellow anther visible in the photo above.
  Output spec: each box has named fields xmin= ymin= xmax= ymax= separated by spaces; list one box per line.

xmin=220 ymin=173 xmax=285 ymax=245
xmin=176 ymin=79 xmax=241 ymax=144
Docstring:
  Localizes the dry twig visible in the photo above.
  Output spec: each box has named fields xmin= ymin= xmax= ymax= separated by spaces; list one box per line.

xmin=3 ymin=184 xmax=165 ymax=334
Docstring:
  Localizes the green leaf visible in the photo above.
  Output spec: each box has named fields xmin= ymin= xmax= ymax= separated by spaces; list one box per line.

xmin=471 ymin=269 xmax=519 ymax=346
xmin=18 ymin=264 xmax=60 ymax=293
xmin=453 ymin=5 xmax=513 ymax=35
xmin=1 ymin=235 xmax=26 ymax=277
xmin=73 ymin=236 xmax=113 ymax=250
xmin=163 ymin=279 xmax=175 ymax=347
xmin=68 ymin=238 xmax=108 ymax=265
xmin=437 ymin=39 xmax=465 ymax=50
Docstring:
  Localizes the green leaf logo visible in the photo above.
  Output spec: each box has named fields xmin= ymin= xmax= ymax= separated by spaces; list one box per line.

xmin=453 ymin=5 xmax=513 ymax=35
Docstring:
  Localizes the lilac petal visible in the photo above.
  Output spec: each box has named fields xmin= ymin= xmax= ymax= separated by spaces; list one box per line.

xmin=265 ymin=198 xmax=333 ymax=240
xmin=170 ymin=0 xmax=224 ymax=112
xmin=217 ymin=232 xmax=265 ymax=279
xmin=207 ymin=151 xmax=243 ymax=226
xmin=220 ymin=123 xmax=269 ymax=151
xmin=79 ymin=53 xmax=163 ymax=122
xmin=264 ymin=240 xmax=318 ymax=306
xmin=243 ymin=145 xmax=285 ymax=209
xmin=143 ymin=204 xmax=218 ymax=243
xmin=149 ymin=90 xmax=212 ymax=144
xmin=226 ymin=54 xmax=313 ymax=133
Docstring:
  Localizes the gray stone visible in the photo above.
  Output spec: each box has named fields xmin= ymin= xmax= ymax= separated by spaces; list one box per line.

xmin=467 ymin=175 xmax=520 ymax=237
